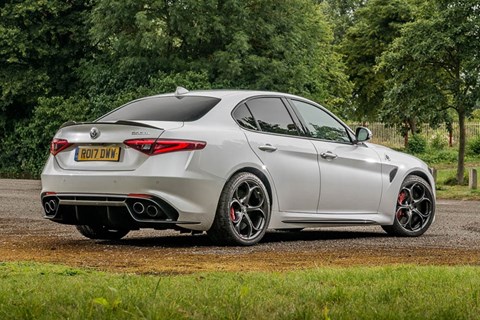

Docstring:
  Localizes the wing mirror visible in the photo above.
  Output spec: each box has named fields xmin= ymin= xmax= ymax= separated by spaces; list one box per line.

xmin=355 ymin=127 xmax=372 ymax=143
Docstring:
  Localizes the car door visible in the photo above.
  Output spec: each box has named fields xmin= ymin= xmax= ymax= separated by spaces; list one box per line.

xmin=288 ymin=99 xmax=383 ymax=214
xmin=233 ymin=97 xmax=320 ymax=213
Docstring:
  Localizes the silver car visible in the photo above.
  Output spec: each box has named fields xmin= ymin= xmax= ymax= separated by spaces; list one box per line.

xmin=41 ymin=88 xmax=435 ymax=245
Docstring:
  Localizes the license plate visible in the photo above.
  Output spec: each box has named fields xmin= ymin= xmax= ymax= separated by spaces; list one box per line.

xmin=75 ymin=146 xmax=121 ymax=162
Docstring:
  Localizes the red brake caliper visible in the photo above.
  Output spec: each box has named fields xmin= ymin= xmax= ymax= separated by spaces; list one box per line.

xmin=397 ymin=191 xmax=407 ymax=219
xmin=230 ymin=207 xmax=236 ymax=221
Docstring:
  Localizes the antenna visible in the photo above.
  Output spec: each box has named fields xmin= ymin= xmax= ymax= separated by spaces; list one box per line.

xmin=175 ymin=86 xmax=189 ymax=97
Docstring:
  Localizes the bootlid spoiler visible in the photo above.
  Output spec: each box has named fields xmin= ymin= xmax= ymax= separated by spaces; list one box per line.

xmin=59 ymin=120 xmax=162 ymax=130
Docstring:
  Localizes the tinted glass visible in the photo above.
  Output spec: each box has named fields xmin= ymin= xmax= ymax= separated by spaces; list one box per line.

xmin=232 ymin=104 xmax=259 ymax=130
xmin=291 ymin=100 xmax=351 ymax=143
xmin=246 ymin=98 xmax=299 ymax=136
xmin=99 ymin=96 xmax=221 ymax=122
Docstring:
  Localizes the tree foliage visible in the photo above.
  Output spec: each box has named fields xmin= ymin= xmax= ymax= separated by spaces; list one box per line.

xmin=380 ymin=0 xmax=480 ymax=184
xmin=0 ymin=0 xmax=92 ymax=120
xmin=1 ymin=0 xmax=477 ymax=184
xmin=0 ymin=0 xmax=351 ymax=176
xmin=83 ymin=0 xmax=351 ymax=107
xmin=341 ymin=0 xmax=411 ymax=120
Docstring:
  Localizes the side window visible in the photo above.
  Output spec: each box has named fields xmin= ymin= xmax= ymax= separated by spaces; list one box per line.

xmin=246 ymin=98 xmax=299 ymax=136
xmin=291 ymin=100 xmax=351 ymax=143
xmin=232 ymin=104 xmax=259 ymax=131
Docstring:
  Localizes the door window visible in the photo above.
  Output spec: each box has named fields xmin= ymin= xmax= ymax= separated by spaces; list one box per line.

xmin=232 ymin=104 xmax=259 ymax=131
xmin=246 ymin=98 xmax=299 ymax=136
xmin=290 ymin=100 xmax=351 ymax=143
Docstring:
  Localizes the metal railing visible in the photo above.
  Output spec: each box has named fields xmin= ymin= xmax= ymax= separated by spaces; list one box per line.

xmin=348 ymin=122 xmax=480 ymax=148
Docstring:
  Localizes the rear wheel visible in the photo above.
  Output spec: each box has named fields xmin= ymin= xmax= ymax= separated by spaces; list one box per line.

xmin=382 ymin=175 xmax=435 ymax=237
xmin=76 ymin=225 xmax=129 ymax=240
xmin=208 ymin=172 xmax=271 ymax=246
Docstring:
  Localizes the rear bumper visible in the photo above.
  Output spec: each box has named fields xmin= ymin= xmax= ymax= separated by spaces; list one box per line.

xmin=41 ymin=193 xmax=201 ymax=230
xmin=41 ymin=159 xmax=225 ymax=231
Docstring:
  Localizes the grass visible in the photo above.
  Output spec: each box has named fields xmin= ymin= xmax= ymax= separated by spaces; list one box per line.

xmin=434 ymin=166 xmax=480 ymax=200
xmin=0 ymin=262 xmax=479 ymax=319
xmin=400 ymin=148 xmax=480 ymax=200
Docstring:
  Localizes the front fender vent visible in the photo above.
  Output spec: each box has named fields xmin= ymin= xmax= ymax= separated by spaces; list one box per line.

xmin=389 ymin=168 xmax=398 ymax=183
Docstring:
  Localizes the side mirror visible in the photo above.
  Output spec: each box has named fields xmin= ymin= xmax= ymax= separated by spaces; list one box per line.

xmin=355 ymin=127 xmax=372 ymax=143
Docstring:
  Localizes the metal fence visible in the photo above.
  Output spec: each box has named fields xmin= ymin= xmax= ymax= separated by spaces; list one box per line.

xmin=348 ymin=122 xmax=480 ymax=148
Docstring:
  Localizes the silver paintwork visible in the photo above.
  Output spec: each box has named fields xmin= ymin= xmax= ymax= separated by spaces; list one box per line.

xmin=41 ymin=90 xmax=435 ymax=233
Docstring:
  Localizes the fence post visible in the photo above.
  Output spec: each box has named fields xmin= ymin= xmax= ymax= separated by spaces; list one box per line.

xmin=469 ymin=168 xmax=477 ymax=190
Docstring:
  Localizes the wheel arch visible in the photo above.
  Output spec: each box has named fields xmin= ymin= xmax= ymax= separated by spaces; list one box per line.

xmin=405 ymin=170 xmax=435 ymax=191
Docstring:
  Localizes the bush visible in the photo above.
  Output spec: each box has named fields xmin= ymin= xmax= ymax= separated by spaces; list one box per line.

xmin=406 ymin=135 xmax=427 ymax=154
xmin=418 ymin=149 xmax=458 ymax=164
xmin=468 ymin=136 xmax=480 ymax=155
xmin=429 ymin=133 xmax=448 ymax=151
xmin=443 ymin=173 xmax=469 ymax=186
xmin=0 ymin=96 xmax=93 ymax=177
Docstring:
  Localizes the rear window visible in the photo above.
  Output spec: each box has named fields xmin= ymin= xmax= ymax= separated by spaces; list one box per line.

xmin=98 ymin=96 xmax=221 ymax=122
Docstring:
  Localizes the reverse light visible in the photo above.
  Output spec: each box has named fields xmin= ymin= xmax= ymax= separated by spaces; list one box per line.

xmin=50 ymin=138 xmax=72 ymax=156
xmin=123 ymin=139 xmax=206 ymax=155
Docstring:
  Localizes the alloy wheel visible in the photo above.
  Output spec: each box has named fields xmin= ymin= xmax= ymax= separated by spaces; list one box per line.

xmin=229 ymin=180 xmax=268 ymax=240
xmin=396 ymin=181 xmax=433 ymax=232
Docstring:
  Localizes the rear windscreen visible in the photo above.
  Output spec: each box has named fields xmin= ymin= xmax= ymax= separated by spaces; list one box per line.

xmin=98 ymin=96 xmax=221 ymax=122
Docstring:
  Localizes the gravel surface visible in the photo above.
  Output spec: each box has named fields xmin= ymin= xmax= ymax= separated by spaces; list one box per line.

xmin=1 ymin=179 xmax=479 ymax=273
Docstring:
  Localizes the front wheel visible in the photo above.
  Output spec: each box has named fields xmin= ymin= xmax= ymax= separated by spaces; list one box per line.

xmin=382 ymin=175 xmax=435 ymax=237
xmin=76 ymin=225 xmax=129 ymax=240
xmin=208 ymin=172 xmax=271 ymax=246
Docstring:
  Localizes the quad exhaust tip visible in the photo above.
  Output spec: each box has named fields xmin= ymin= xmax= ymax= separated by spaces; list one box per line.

xmin=132 ymin=202 xmax=145 ymax=215
xmin=146 ymin=205 xmax=159 ymax=218
xmin=44 ymin=199 xmax=57 ymax=215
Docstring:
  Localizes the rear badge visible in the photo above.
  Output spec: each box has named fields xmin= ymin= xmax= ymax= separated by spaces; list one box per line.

xmin=90 ymin=127 xmax=100 ymax=139
xmin=131 ymin=131 xmax=149 ymax=136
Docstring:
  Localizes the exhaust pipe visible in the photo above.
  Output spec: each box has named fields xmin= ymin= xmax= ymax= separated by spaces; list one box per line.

xmin=44 ymin=199 xmax=57 ymax=215
xmin=146 ymin=205 xmax=159 ymax=218
xmin=132 ymin=202 xmax=145 ymax=215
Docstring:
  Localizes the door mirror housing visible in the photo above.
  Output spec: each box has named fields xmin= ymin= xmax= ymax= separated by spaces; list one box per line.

xmin=355 ymin=127 xmax=372 ymax=143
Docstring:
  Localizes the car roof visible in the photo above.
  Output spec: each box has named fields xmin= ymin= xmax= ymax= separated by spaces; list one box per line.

xmin=148 ymin=89 xmax=303 ymax=102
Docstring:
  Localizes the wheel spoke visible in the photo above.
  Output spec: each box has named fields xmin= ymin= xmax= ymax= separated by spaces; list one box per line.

xmin=247 ymin=209 xmax=265 ymax=231
xmin=403 ymin=187 xmax=414 ymax=204
xmin=399 ymin=210 xmax=412 ymax=228
xmin=234 ymin=219 xmax=242 ymax=233
xmin=242 ymin=214 xmax=255 ymax=237
xmin=235 ymin=182 xmax=251 ymax=204
xmin=413 ymin=207 xmax=430 ymax=219
xmin=247 ymin=186 xmax=264 ymax=209
xmin=412 ymin=208 xmax=427 ymax=224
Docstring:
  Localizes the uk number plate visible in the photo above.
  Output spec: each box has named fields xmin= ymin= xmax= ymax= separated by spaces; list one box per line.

xmin=75 ymin=146 xmax=121 ymax=162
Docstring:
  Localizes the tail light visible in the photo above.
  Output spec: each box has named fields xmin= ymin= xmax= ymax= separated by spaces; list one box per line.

xmin=50 ymin=138 xmax=72 ymax=156
xmin=123 ymin=139 xmax=206 ymax=155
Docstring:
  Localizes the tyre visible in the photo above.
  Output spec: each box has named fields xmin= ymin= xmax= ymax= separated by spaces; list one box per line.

xmin=382 ymin=175 xmax=435 ymax=237
xmin=208 ymin=172 xmax=271 ymax=246
xmin=76 ymin=225 xmax=129 ymax=240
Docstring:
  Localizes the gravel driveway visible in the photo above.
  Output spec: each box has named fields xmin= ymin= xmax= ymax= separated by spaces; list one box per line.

xmin=1 ymin=179 xmax=479 ymax=273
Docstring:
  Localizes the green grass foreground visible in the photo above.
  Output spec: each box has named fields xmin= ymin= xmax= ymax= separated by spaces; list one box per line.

xmin=0 ymin=263 xmax=479 ymax=319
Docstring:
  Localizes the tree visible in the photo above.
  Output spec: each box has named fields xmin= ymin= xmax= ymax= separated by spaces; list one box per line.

xmin=0 ymin=0 xmax=93 ymax=121
xmin=380 ymin=0 xmax=480 ymax=184
xmin=0 ymin=0 xmax=93 ymax=176
xmin=85 ymin=0 xmax=351 ymax=109
xmin=340 ymin=0 xmax=412 ymax=121
xmin=319 ymin=0 xmax=367 ymax=44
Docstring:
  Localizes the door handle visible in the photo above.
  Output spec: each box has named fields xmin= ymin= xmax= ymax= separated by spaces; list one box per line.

xmin=258 ymin=144 xmax=277 ymax=152
xmin=320 ymin=151 xmax=337 ymax=160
